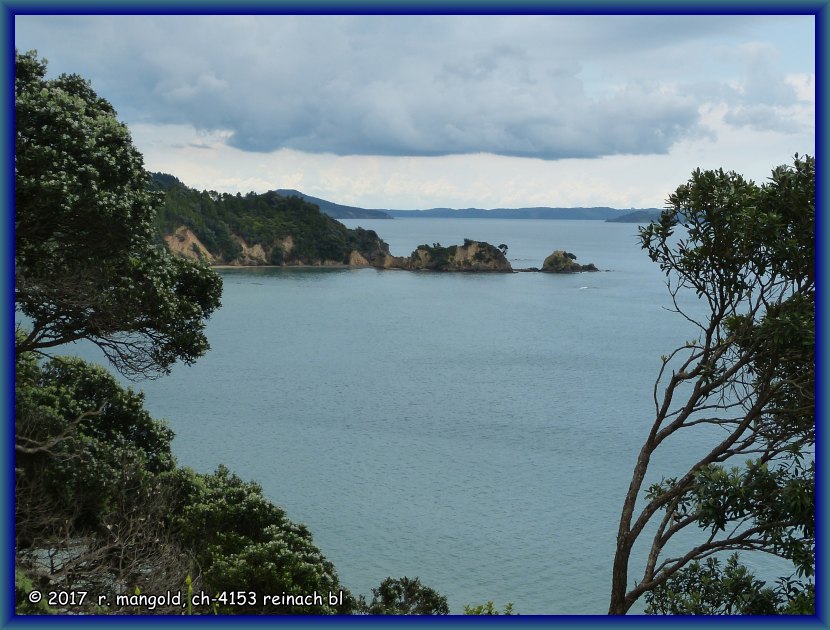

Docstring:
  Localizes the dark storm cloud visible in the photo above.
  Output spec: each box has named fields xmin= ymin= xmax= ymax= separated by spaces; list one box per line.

xmin=14 ymin=15 xmax=806 ymax=159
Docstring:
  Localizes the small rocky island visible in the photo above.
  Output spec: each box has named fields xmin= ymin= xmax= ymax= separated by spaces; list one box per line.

xmin=376 ymin=240 xmax=512 ymax=272
xmin=540 ymin=250 xmax=599 ymax=273
xmin=356 ymin=241 xmax=599 ymax=274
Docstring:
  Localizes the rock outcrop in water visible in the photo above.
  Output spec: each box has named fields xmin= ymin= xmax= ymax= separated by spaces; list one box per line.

xmin=374 ymin=239 xmax=512 ymax=272
xmin=541 ymin=250 xmax=599 ymax=273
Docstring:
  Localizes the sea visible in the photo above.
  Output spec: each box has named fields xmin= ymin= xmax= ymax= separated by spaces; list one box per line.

xmin=51 ymin=218 xmax=789 ymax=615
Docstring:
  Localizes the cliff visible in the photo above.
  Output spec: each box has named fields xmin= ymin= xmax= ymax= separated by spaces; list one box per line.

xmin=163 ymin=226 xmax=215 ymax=262
xmin=153 ymin=175 xmax=599 ymax=275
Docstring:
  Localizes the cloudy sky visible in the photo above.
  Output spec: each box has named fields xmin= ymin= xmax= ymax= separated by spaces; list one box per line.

xmin=15 ymin=14 xmax=815 ymax=209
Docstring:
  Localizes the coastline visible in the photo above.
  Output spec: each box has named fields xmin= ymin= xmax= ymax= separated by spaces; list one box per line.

xmin=209 ymin=263 xmax=601 ymax=274
xmin=211 ymin=263 xmax=355 ymax=270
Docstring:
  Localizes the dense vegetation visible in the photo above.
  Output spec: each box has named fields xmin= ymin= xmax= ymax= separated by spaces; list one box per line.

xmin=408 ymin=239 xmax=511 ymax=271
xmin=359 ymin=577 xmax=449 ymax=615
xmin=151 ymin=173 xmax=390 ymax=265
xmin=610 ymin=155 xmax=814 ymax=615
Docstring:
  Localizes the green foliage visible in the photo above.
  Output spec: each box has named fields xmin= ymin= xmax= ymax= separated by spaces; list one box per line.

xmin=174 ymin=465 xmax=356 ymax=614
xmin=611 ymin=155 xmax=814 ymax=615
xmin=15 ymin=352 xmax=176 ymax=536
xmin=16 ymin=350 xmax=356 ymax=615
xmin=644 ymin=554 xmax=775 ymax=614
xmin=644 ymin=554 xmax=813 ymax=615
xmin=15 ymin=569 xmax=54 ymax=615
xmin=412 ymin=243 xmax=456 ymax=269
xmin=269 ymin=245 xmax=285 ymax=266
xmin=14 ymin=51 xmax=378 ymax=617
xmin=647 ymin=155 xmax=815 ymax=582
xmin=360 ymin=577 xmax=449 ymax=615
xmin=15 ymin=351 xmax=196 ymax=610
xmin=151 ymin=175 xmax=389 ymax=265
xmin=15 ymin=50 xmax=223 ymax=378
xmin=464 ymin=601 xmax=516 ymax=615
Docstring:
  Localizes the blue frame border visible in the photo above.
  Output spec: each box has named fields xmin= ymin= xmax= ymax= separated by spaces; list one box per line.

xmin=2 ymin=2 xmax=826 ymax=629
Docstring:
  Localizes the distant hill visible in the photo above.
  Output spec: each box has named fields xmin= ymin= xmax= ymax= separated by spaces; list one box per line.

xmin=605 ymin=209 xmax=664 ymax=223
xmin=257 ymin=188 xmax=665 ymax=222
xmin=386 ymin=207 xmax=636 ymax=220
xmin=275 ymin=189 xmax=392 ymax=220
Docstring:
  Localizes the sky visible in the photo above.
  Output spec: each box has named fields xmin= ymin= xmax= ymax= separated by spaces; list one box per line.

xmin=14 ymin=14 xmax=816 ymax=210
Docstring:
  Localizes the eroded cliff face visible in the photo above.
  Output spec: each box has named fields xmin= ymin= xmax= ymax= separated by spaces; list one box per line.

xmin=348 ymin=250 xmax=370 ymax=266
xmin=163 ymin=227 xmax=215 ymax=262
xmin=162 ymin=226 xmax=511 ymax=273
xmin=281 ymin=235 xmax=294 ymax=256
xmin=445 ymin=241 xmax=512 ymax=272
xmin=230 ymin=235 xmax=268 ymax=266
xmin=163 ymin=226 xmax=389 ymax=267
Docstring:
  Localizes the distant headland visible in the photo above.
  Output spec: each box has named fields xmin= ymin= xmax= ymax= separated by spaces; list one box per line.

xmin=154 ymin=174 xmax=609 ymax=272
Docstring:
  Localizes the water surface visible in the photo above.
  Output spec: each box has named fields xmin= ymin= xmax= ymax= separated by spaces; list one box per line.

xmin=62 ymin=219 xmax=781 ymax=614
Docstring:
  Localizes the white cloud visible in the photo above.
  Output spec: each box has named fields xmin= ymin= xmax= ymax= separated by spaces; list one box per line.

xmin=786 ymin=73 xmax=816 ymax=104
xmin=16 ymin=14 xmax=815 ymax=208
xmin=16 ymin=14 xmax=761 ymax=159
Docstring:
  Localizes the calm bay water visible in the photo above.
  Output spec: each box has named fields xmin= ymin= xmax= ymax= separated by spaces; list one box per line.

xmin=60 ymin=218 xmax=779 ymax=614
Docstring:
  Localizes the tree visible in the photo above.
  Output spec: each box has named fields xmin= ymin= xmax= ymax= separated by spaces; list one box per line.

xmin=14 ymin=50 xmax=222 ymax=378
xmin=643 ymin=553 xmax=790 ymax=615
xmin=15 ymin=353 xmax=177 ymax=537
xmin=360 ymin=577 xmax=449 ymax=615
xmin=15 ymin=351 xmax=197 ymax=614
xmin=609 ymin=155 xmax=814 ymax=614
xmin=174 ymin=465 xmax=357 ymax=614
xmin=15 ymin=350 xmax=357 ymax=615
xmin=464 ymin=601 xmax=516 ymax=615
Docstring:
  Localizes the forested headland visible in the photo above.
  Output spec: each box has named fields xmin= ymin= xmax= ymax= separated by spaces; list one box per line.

xmin=151 ymin=173 xmax=392 ymax=267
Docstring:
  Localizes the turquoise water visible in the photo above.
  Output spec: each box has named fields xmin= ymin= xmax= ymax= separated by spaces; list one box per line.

xmin=57 ymin=219 xmax=780 ymax=614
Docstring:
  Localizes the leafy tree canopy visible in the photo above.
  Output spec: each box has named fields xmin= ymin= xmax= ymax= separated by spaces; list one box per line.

xmin=464 ymin=601 xmax=516 ymax=615
xmin=15 ymin=50 xmax=222 ymax=378
xmin=360 ymin=576 xmax=449 ymax=615
xmin=610 ymin=155 xmax=814 ymax=615
xmin=174 ymin=465 xmax=356 ymax=614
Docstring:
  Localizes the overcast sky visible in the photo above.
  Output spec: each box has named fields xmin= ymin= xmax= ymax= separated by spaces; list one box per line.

xmin=15 ymin=14 xmax=815 ymax=209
